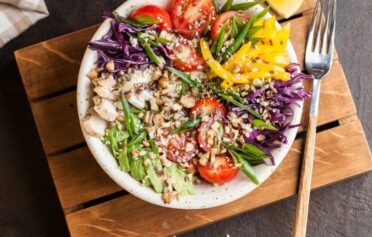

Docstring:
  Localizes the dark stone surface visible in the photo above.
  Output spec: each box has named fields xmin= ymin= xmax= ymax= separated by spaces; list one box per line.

xmin=0 ymin=0 xmax=370 ymax=236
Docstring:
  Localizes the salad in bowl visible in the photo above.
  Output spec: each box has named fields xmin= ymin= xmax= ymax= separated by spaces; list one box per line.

xmin=77 ymin=0 xmax=312 ymax=208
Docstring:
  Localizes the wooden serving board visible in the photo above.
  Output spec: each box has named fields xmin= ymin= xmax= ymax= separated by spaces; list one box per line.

xmin=14 ymin=1 xmax=372 ymax=236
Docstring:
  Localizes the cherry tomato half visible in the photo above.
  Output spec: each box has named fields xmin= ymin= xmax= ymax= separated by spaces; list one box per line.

xmin=210 ymin=11 xmax=248 ymax=40
xmin=131 ymin=5 xmax=172 ymax=31
xmin=190 ymin=98 xmax=227 ymax=116
xmin=171 ymin=43 xmax=205 ymax=71
xmin=170 ymin=0 xmax=216 ymax=39
xmin=197 ymin=156 xmax=239 ymax=184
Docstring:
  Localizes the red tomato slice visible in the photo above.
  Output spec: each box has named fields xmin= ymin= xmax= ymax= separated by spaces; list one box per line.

xmin=170 ymin=0 xmax=216 ymax=39
xmin=131 ymin=5 xmax=172 ymax=31
xmin=190 ymin=98 xmax=227 ymax=116
xmin=197 ymin=156 xmax=239 ymax=184
xmin=171 ymin=44 xmax=205 ymax=71
xmin=210 ymin=11 xmax=248 ymax=40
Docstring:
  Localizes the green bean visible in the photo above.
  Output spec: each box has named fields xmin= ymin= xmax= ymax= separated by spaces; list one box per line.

xmin=137 ymin=34 xmax=162 ymax=66
xmin=216 ymin=23 xmax=228 ymax=55
xmin=221 ymin=7 xmax=269 ymax=62
xmin=113 ymin=11 xmax=144 ymax=27
xmin=154 ymin=35 xmax=171 ymax=44
xmin=132 ymin=15 xmax=158 ymax=24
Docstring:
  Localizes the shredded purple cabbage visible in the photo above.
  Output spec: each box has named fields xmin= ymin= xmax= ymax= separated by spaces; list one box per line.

xmin=231 ymin=64 xmax=314 ymax=165
xmin=88 ymin=11 xmax=170 ymax=75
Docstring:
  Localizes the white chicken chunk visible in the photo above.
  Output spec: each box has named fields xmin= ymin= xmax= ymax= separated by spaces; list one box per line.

xmin=119 ymin=68 xmax=155 ymax=109
xmin=94 ymin=99 xmax=118 ymax=122
xmin=82 ymin=112 xmax=108 ymax=137
xmin=93 ymin=75 xmax=116 ymax=100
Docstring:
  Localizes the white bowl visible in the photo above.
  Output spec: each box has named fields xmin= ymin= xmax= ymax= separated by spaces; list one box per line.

xmin=77 ymin=0 xmax=303 ymax=209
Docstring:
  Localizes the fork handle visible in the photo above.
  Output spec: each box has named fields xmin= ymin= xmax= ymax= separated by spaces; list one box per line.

xmin=293 ymin=114 xmax=318 ymax=237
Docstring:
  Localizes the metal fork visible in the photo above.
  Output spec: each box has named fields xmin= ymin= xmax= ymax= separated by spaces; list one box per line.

xmin=293 ymin=0 xmax=337 ymax=236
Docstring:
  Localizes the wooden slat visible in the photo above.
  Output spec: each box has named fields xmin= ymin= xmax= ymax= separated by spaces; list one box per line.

xmin=14 ymin=2 xmax=317 ymax=101
xmin=30 ymin=58 xmax=353 ymax=155
xmin=31 ymin=91 xmax=83 ymax=154
xmin=65 ymin=120 xmax=372 ymax=237
xmin=48 ymin=147 xmax=121 ymax=210
xmin=15 ymin=25 xmax=98 ymax=100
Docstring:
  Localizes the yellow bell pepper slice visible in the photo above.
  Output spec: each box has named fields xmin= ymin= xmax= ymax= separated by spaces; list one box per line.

xmin=260 ymin=54 xmax=290 ymax=67
xmin=271 ymin=71 xmax=291 ymax=81
xmin=244 ymin=63 xmax=286 ymax=73
xmin=223 ymin=43 xmax=259 ymax=71
xmin=200 ymin=39 xmax=233 ymax=81
xmin=272 ymin=23 xmax=291 ymax=52
xmin=263 ymin=16 xmax=277 ymax=43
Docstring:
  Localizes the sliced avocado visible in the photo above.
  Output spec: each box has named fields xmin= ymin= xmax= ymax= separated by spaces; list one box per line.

xmin=130 ymin=158 xmax=146 ymax=181
xmin=144 ymin=160 xmax=164 ymax=193
xmin=164 ymin=165 xmax=194 ymax=197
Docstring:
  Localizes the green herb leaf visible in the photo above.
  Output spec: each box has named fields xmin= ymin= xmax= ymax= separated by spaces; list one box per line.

xmin=231 ymin=17 xmax=239 ymax=39
xmin=128 ymin=130 xmax=147 ymax=147
xmin=168 ymin=67 xmax=202 ymax=90
xmin=218 ymin=93 xmax=264 ymax=119
xmin=170 ymin=117 xmax=201 ymax=135
xmin=252 ymin=119 xmax=278 ymax=131
xmin=132 ymin=15 xmax=158 ymax=25
xmin=230 ymin=0 xmax=265 ymax=11
xmin=113 ymin=12 xmax=144 ymax=27
xmin=153 ymin=35 xmax=171 ymax=44
xmin=221 ymin=0 xmax=233 ymax=12
xmin=216 ymin=23 xmax=227 ymax=55
xmin=234 ymin=16 xmax=244 ymax=28
xmin=212 ymin=0 xmax=220 ymax=14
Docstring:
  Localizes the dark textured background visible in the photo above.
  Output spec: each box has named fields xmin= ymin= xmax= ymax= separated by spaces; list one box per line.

xmin=0 ymin=0 xmax=371 ymax=236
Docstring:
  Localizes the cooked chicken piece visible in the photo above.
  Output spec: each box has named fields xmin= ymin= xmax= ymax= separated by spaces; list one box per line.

xmin=127 ymin=89 xmax=153 ymax=109
xmin=180 ymin=94 xmax=196 ymax=108
xmin=119 ymin=69 xmax=152 ymax=93
xmin=93 ymin=76 xmax=117 ymax=100
xmin=82 ymin=112 xmax=108 ymax=137
xmin=94 ymin=99 xmax=118 ymax=121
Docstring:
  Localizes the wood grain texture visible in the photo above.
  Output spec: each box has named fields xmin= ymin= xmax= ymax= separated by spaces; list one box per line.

xmin=65 ymin=120 xmax=372 ymax=237
xmin=293 ymin=115 xmax=318 ymax=237
xmin=15 ymin=25 xmax=98 ymax=100
xmin=48 ymin=147 xmax=121 ymax=210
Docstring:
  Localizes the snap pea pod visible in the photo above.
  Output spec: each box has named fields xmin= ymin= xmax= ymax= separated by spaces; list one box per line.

xmin=229 ymin=149 xmax=259 ymax=185
xmin=121 ymin=95 xmax=134 ymax=137
xmin=221 ymin=7 xmax=269 ymax=62
xmin=144 ymin=161 xmax=164 ymax=193
xmin=118 ymin=138 xmax=130 ymax=171
xmin=137 ymin=34 xmax=162 ymax=66
xmin=252 ymin=119 xmax=278 ymax=131
xmin=130 ymin=158 xmax=146 ymax=181
xmin=229 ymin=0 xmax=265 ymax=11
